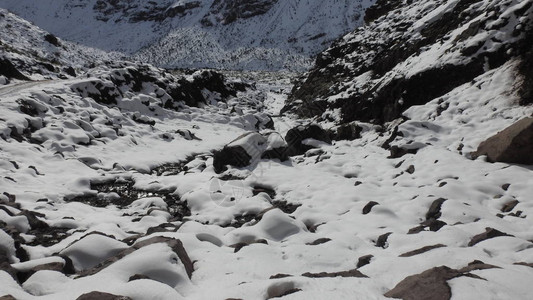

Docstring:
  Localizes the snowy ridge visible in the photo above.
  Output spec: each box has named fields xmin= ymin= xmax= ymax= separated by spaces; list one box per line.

xmin=1 ymin=0 xmax=373 ymax=71
xmin=0 ymin=9 xmax=123 ymax=83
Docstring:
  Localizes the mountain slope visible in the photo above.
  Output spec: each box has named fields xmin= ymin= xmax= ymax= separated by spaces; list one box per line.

xmin=0 ymin=0 xmax=374 ymax=70
xmin=284 ymin=0 xmax=533 ymax=123
xmin=0 ymin=8 xmax=122 ymax=82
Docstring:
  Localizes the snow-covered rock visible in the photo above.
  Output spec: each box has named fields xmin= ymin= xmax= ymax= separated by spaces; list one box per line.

xmin=0 ymin=9 xmax=121 ymax=81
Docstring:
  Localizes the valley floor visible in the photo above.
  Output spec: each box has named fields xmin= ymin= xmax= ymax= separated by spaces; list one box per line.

xmin=1 ymin=68 xmax=533 ymax=299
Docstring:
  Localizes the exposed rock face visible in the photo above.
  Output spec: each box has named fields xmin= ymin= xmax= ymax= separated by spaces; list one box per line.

xmin=363 ymin=0 xmax=401 ymax=25
xmin=93 ymin=0 xmax=202 ymax=23
xmin=472 ymin=117 xmax=533 ymax=164
xmin=202 ymin=0 xmax=278 ymax=25
xmin=3 ymin=1 xmax=368 ymax=71
xmin=0 ymin=58 xmax=29 ymax=81
xmin=93 ymin=0 xmax=277 ymax=24
xmin=285 ymin=0 xmax=533 ymax=125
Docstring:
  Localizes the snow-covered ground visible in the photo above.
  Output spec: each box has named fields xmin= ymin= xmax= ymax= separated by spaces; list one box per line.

xmin=1 ymin=1 xmax=533 ymax=299
xmin=1 ymin=60 xmax=533 ymax=299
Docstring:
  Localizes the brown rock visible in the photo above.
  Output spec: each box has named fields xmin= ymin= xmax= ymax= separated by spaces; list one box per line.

xmin=514 ymin=262 xmax=533 ymax=268
xmin=76 ymin=291 xmax=131 ymax=300
xmin=79 ymin=237 xmax=193 ymax=279
xmin=384 ymin=266 xmax=461 ymax=300
xmin=399 ymin=244 xmax=446 ymax=257
xmin=472 ymin=117 xmax=533 ymax=164
xmin=468 ymin=228 xmax=513 ymax=246
xmin=302 ymin=268 xmax=368 ymax=278
xmin=458 ymin=260 xmax=499 ymax=273
xmin=306 ymin=238 xmax=331 ymax=246
xmin=16 ymin=261 xmax=65 ymax=283
xmin=357 ymin=255 xmax=374 ymax=268
xmin=501 ymin=200 xmax=519 ymax=213
xmin=269 ymin=273 xmax=292 ymax=279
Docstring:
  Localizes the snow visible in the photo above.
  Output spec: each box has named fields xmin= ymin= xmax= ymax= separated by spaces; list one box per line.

xmin=0 ymin=0 xmax=374 ymax=71
xmin=2 ymin=59 xmax=531 ymax=299
xmin=1 ymin=1 xmax=533 ymax=299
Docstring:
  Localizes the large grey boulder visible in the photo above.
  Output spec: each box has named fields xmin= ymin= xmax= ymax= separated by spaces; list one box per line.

xmin=213 ymin=132 xmax=288 ymax=173
xmin=472 ymin=117 xmax=533 ymax=164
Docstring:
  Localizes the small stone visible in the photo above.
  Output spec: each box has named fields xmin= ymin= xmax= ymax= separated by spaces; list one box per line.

xmin=269 ymin=273 xmax=292 ymax=279
xmin=362 ymin=201 xmax=379 ymax=215
xmin=306 ymin=238 xmax=331 ymax=246
xmin=501 ymin=200 xmax=519 ymax=213
xmin=426 ymin=198 xmax=447 ymax=220
xmin=357 ymin=255 xmax=374 ymax=268
xmin=399 ymin=244 xmax=446 ymax=257
xmin=376 ymin=232 xmax=392 ymax=248
xmin=406 ymin=165 xmax=415 ymax=174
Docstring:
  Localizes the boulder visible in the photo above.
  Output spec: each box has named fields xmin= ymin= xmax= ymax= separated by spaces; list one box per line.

xmin=213 ymin=132 xmax=289 ymax=173
xmin=284 ymin=124 xmax=331 ymax=156
xmin=79 ymin=236 xmax=193 ymax=279
xmin=384 ymin=262 xmax=499 ymax=300
xmin=0 ymin=58 xmax=29 ymax=81
xmin=472 ymin=118 xmax=533 ymax=164
xmin=333 ymin=122 xmax=363 ymax=141
xmin=384 ymin=266 xmax=461 ymax=300
xmin=213 ymin=135 xmax=257 ymax=174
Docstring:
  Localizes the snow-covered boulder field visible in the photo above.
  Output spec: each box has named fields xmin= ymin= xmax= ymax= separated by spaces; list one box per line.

xmin=1 ymin=0 xmax=533 ymax=299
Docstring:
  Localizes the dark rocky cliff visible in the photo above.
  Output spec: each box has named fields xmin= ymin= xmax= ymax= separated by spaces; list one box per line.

xmin=284 ymin=0 xmax=533 ymax=125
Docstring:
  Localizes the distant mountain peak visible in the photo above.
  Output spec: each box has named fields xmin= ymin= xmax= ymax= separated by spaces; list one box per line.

xmin=1 ymin=0 xmax=373 ymax=71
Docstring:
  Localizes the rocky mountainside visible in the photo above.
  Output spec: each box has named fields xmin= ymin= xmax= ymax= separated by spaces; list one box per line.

xmin=0 ymin=8 xmax=122 ymax=84
xmin=1 ymin=1 xmax=533 ymax=300
xmin=284 ymin=0 xmax=533 ymax=123
xmin=0 ymin=0 xmax=373 ymax=70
